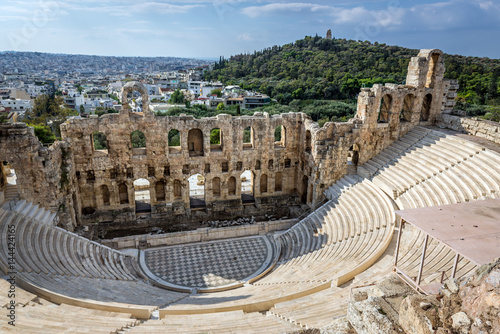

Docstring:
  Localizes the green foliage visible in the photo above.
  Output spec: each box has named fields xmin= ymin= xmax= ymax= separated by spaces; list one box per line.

xmin=79 ymin=105 xmax=85 ymax=114
xmin=31 ymin=124 xmax=56 ymax=144
xmin=92 ymin=132 xmax=107 ymax=150
xmin=204 ymin=36 xmax=500 ymax=108
xmin=24 ymin=94 xmax=78 ymax=124
xmin=210 ymin=128 xmax=221 ymax=144
xmin=169 ymin=89 xmax=185 ymax=104
xmin=243 ymin=127 xmax=251 ymax=143
xmin=274 ymin=126 xmax=282 ymax=142
xmin=454 ymin=101 xmax=488 ymax=117
xmin=168 ymin=129 xmax=180 ymax=146
xmin=482 ymin=107 xmax=500 ymax=122
xmin=216 ymin=102 xmax=225 ymax=110
xmin=318 ymin=118 xmax=329 ymax=127
xmin=95 ymin=107 xmax=118 ymax=116
xmin=210 ymin=89 xmax=222 ymax=97
xmin=131 ymin=130 xmax=145 ymax=148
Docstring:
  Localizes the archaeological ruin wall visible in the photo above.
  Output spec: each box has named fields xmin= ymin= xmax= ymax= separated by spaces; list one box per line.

xmin=0 ymin=49 xmax=458 ymax=235
xmin=60 ymin=109 xmax=309 ymax=232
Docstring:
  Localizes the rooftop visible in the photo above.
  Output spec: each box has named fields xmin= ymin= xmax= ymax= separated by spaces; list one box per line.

xmin=396 ymin=198 xmax=500 ymax=266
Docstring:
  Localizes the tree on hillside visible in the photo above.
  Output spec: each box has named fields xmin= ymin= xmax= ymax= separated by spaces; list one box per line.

xmin=23 ymin=93 xmax=78 ymax=142
xmin=169 ymin=89 xmax=185 ymax=104
xmin=210 ymin=89 xmax=222 ymax=97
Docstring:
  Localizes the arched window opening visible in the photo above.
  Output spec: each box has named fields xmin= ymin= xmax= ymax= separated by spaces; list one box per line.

xmin=1 ymin=162 xmax=18 ymax=200
xmin=347 ymin=144 xmax=360 ymax=167
xmin=92 ymin=132 xmax=108 ymax=153
xmin=275 ymin=172 xmax=283 ymax=192
xmin=378 ymin=95 xmax=392 ymax=124
xmin=401 ymin=94 xmax=415 ymax=123
xmin=101 ymin=185 xmax=110 ymax=206
xmin=260 ymin=174 xmax=268 ymax=193
xmin=173 ymin=180 xmax=182 ymax=199
xmin=188 ymin=174 xmax=205 ymax=208
xmin=188 ymin=128 xmax=204 ymax=157
xmin=426 ymin=53 xmax=440 ymax=88
xmin=133 ymin=178 xmax=151 ymax=213
xmin=121 ymin=81 xmax=150 ymax=115
xmin=268 ymin=159 xmax=274 ymax=170
xmin=168 ymin=129 xmax=181 ymax=154
xmin=155 ymin=180 xmax=166 ymax=202
xmin=119 ymin=183 xmax=129 ymax=205
xmin=301 ymin=175 xmax=309 ymax=204
xmin=305 ymin=130 xmax=312 ymax=152
xmin=275 ymin=125 xmax=286 ymax=147
xmin=243 ymin=126 xmax=254 ymax=149
xmin=210 ymin=128 xmax=223 ymax=152
xmin=255 ymin=160 xmax=261 ymax=170
xmin=228 ymin=176 xmax=236 ymax=196
xmin=421 ymin=94 xmax=432 ymax=122
xmin=212 ymin=177 xmax=221 ymax=197
xmin=131 ymin=130 xmax=146 ymax=155
xmin=241 ymin=170 xmax=255 ymax=203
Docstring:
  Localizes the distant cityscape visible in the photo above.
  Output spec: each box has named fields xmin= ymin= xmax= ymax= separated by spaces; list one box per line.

xmin=0 ymin=51 xmax=272 ymax=122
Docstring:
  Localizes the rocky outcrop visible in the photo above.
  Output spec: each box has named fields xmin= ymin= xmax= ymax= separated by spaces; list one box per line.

xmin=340 ymin=259 xmax=500 ymax=334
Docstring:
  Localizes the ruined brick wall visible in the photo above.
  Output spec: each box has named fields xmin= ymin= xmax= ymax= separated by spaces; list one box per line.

xmin=0 ymin=49 xmax=456 ymax=233
xmin=438 ymin=114 xmax=500 ymax=144
xmin=304 ymin=49 xmax=455 ymax=203
xmin=59 ymin=110 xmax=309 ymax=230
xmin=0 ymin=123 xmax=77 ymax=229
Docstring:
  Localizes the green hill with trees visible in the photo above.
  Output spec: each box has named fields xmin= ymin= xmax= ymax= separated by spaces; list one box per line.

xmin=204 ymin=36 xmax=500 ymax=116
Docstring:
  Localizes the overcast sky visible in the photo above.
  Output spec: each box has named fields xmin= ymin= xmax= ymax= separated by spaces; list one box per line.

xmin=1 ymin=0 xmax=499 ymax=59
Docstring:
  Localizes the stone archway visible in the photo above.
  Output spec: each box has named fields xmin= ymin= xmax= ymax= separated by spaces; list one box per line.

xmin=121 ymin=81 xmax=150 ymax=115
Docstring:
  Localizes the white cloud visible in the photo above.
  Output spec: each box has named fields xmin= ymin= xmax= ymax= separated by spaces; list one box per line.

xmin=238 ymin=33 xmax=254 ymax=41
xmin=241 ymin=0 xmax=500 ymax=32
xmin=241 ymin=3 xmax=331 ymax=18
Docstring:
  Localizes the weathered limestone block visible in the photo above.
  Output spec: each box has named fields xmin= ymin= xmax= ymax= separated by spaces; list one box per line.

xmin=348 ymin=293 xmax=401 ymax=334
xmin=438 ymin=114 xmax=500 ymax=145
xmin=320 ymin=317 xmax=356 ymax=334
xmin=399 ymin=295 xmax=441 ymax=334
xmin=451 ymin=311 xmax=471 ymax=334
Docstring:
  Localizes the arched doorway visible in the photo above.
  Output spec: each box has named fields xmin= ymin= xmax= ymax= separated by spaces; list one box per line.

xmin=188 ymin=174 xmax=205 ymax=208
xmin=305 ymin=130 xmax=312 ymax=152
xmin=421 ymin=94 xmax=432 ymax=122
xmin=378 ymin=94 xmax=392 ymax=123
xmin=348 ymin=144 xmax=360 ymax=166
xmin=301 ymin=175 xmax=309 ymax=204
xmin=400 ymin=94 xmax=415 ymax=123
xmin=188 ymin=129 xmax=204 ymax=157
xmin=133 ymin=178 xmax=151 ymax=213
xmin=240 ymin=170 xmax=255 ymax=204
xmin=1 ymin=161 xmax=17 ymax=202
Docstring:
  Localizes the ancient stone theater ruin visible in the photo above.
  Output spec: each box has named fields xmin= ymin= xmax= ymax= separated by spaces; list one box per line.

xmin=1 ymin=49 xmax=500 ymax=333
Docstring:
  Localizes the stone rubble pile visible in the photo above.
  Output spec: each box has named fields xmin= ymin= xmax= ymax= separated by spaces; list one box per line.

xmin=206 ymin=217 xmax=257 ymax=228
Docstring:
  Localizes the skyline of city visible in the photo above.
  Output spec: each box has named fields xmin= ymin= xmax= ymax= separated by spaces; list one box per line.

xmin=0 ymin=0 xmax=499 ymax=59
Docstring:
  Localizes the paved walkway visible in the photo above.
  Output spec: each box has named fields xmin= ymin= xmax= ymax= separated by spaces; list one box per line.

xmin=141 ymin=236 xmax=273 ymax=290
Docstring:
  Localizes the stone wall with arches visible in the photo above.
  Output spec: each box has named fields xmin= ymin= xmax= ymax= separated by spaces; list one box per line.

xmin=0 ymin=49 xmax=458 ymax=233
